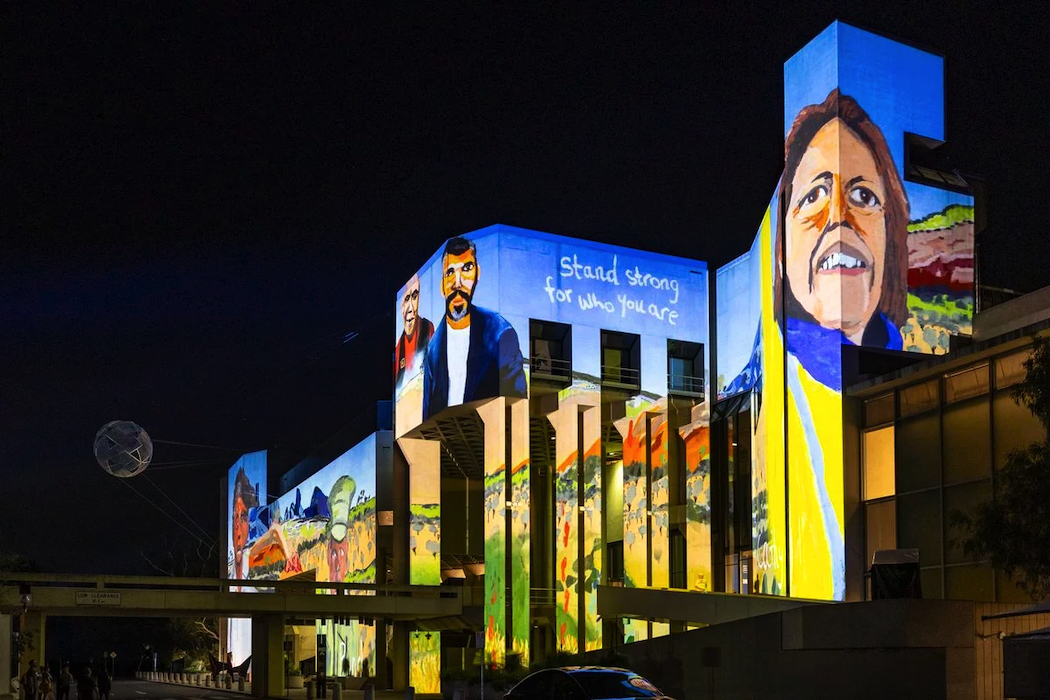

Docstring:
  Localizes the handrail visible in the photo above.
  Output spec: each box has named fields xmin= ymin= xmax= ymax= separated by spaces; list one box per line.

xmin=601 ymin=365 xmax=641 ymax=386
xmin=531 ymin=355 xmax=571 ymax=379
xmin=529 ymin=588 xmax=555 ymax=605
xmin=0 ymin=572 xmax=459 ymax=598
xmin=668 ymin=373 xmax=704 ymax=394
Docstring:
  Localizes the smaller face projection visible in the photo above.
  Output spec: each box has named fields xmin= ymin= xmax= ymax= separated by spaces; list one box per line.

xmin=441 ymin=249 xmax=478 ymax=324
xmin=233 ymin=496 xmax=250 ymax=552
xmin=328 ymin=538 xmax=349 ymax=583
xmin=401 ymin=276 xmax=421 ymax=337
xmin=785 ymin=118 xmax=887 ymax=338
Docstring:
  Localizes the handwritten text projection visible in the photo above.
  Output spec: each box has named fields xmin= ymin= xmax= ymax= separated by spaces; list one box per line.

xmin=543 ymin=254 xmax=682 ymax=326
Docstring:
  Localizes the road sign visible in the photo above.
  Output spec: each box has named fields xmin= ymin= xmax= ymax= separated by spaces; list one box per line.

xmin=475 ymin=631 xmax=484 ymax=648
xmin=76 ymin=591 xmax=121 ymax=606
xmin=109 ymin=652 xmax=116 ymax=659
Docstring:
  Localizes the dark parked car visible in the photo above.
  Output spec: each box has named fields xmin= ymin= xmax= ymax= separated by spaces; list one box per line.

xmin=504 ymin=666 xmax=674 ymax=700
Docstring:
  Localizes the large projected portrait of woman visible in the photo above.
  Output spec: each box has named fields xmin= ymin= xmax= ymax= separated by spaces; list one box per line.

xmin=776 ymin=88 xmax=909 ymax=361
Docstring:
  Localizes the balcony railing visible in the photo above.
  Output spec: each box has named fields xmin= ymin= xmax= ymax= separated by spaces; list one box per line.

xmin=668 ymin=373 xmax=704 ymax=396
xmin=601 ymin=365 xmax=641 ymax=388
xmin=530 ymin=355 xmax=572 ymax=381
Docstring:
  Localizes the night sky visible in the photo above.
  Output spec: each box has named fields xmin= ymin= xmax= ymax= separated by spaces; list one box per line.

xmin=4 ymin=3 xmax=1048 ymax=575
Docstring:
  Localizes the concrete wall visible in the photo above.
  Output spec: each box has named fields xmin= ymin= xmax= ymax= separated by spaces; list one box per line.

xmin=581 ymin=599 xmax=977 ymax=699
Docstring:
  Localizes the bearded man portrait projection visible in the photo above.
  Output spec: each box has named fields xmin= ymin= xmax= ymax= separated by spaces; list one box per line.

xmin=422 ymin=236 xmax=526 ymax=419
xmin=776 ymin=88 xmax=909 ymax=387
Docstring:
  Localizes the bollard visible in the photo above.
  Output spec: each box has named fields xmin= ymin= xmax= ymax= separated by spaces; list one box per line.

xmin=196 ymin=674 xmax=201 ymax=686
xmin=306 ymin=679 xmax=315 ymax=700
xmin=238 ymin=675 xmax=245 ymax=692
xmin=404 ymin=685 xmax=414 ymax=700
xmin=363 ymin=684 xmax=374 ymax=700
xmin=332 ymin=681 xmax=342 ymax=700
xmin=225 ymin=674 xmax=233 ymax=690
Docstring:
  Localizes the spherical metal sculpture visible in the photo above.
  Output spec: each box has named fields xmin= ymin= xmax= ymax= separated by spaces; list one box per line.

xmin=94 ymin=420 xmax=153 ymax=477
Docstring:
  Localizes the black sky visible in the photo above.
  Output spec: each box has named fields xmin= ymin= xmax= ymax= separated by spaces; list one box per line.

xmin=4 ymin=3 xmax=1049 ymax=574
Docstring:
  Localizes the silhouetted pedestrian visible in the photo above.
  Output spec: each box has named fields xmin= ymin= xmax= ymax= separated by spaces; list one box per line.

xmin=79 ymin=669 xmax=97 ymax=700
xmin=96 ymin=669 xmax=110 ymax=700
xmin=21 ymin=660 xmax=40 ymax=700
xmin=58 ymin=665 xmax=73 ymax=700
xmin=39 ymin=667 xmax=54 ymax=700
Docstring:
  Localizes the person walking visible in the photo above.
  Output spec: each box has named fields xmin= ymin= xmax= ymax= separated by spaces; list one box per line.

xmin=57 ymin=666 xmax=73 ymax=700
xmin=21 ymin=660 xmax=40 ymax=700
xmin=39 ymin=667 xmax=54 ymax=700
xmin=95 ymin=668 xmax=110 ymax=700
xmin=79 ymin=669 xmax=98 ymax=700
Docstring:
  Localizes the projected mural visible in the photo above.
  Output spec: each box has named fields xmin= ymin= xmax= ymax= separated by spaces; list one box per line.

xmin=409 ymin=631 xmax=440 ymax=693
xmin=225 ymin=451 xmax=268 ymax=668
xmin=394 ymin=226 xmax=709 ymax=655
xmin=227 ymin=451 xmax=267 ymax=582
xmin=395 ymin=235 xmax=528 ymax=436
xmin=251 ymin=438 xmax=377 ymax=583
xmin=236 ymin=436 xmax=380 ymax=676
xmin=715 ymin=22 xmax=976 ymax=602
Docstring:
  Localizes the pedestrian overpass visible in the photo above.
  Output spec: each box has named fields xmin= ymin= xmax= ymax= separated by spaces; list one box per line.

xmin=0 ymin=573 xmax=473 ymax=697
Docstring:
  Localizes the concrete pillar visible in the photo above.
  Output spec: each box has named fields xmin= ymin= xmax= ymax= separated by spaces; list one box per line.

xmin=0 ymin=615 xmax=11 ymax=700
xmin=375 ymin=619 xmax=388 ymax=690
xmin=18 ymin=613 xmax=46 ymax=670
xmin=250 ymin=614 xmax=284 ymax=698
xmin=391 ymin=621 xmax=410 ymax=692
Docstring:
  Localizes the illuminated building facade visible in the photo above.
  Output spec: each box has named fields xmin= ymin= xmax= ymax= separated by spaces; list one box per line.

xmin=218 ymin=21 xmax=1050 ymax=696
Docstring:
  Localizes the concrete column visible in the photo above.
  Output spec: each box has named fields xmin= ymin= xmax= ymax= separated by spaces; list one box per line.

xmin=0 ymin=615 xmax=11 ymax=700
xmin=391 ymin=621 xmax=409 ymax=692
xmin=375 ymin=618 xmax=388 ymax=690
xmin=19 ymin=613 xmax=46 ymax=670
xmin=250 ymin=614 xmax=284 ymax=698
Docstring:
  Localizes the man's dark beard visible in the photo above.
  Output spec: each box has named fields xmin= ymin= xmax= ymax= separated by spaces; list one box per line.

xmin=446 ymin=290 xmax=472 ymax=322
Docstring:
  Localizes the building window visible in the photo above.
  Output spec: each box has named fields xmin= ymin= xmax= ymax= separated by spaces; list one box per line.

xmin=899 ymin=379 xmax=939 ymax=417
xmin=530 ymin=320 xmax=572 ymax=382
xmin=864 ymin=393 xmax=895 ymax=428
xmin=944 ymin=480 xmax=992 ymax=564
xmin=945 ymin=564 xmax=993 ymax=602
xmin=863 ymin=426 xmax=895 ymax=500
xmin=864 ymin=499 xmax=897 ymax=569
xmin=606 ymin=541 xmax=624 ymax=584
xmin=993 ymin=391 xmax=1045 ymax=469
xmin=669 ymin=528 xmax=686 ymax=589
xmin=897 ymin=489 xmax=942 ymax=567
xmin=943 ymin=399 xmax=991 ymax=485
xmin=895 ymin=412 xmax=941 ymax=493
xmin=667 ymin=340 xmax=704 ymax=396
xmin=995 ymin=349 xmax=1032 ymax=390
xmin=601 ymin=330 xmax=640 ymax=388
xmin=945 ymin=363 xmax=990 ymax=404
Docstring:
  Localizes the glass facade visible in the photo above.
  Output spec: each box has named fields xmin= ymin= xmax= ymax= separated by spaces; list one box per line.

xmin=859 ymin=343 xmax=1047 ymax=602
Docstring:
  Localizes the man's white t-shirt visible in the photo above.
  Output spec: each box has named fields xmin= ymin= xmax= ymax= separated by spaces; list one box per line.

xmin=446 ymin=324 xmax=470 ymax=407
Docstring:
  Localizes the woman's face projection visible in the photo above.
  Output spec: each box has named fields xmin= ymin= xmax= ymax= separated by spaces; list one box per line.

xmin=785 ymin=118 xmax=888 ymax=340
